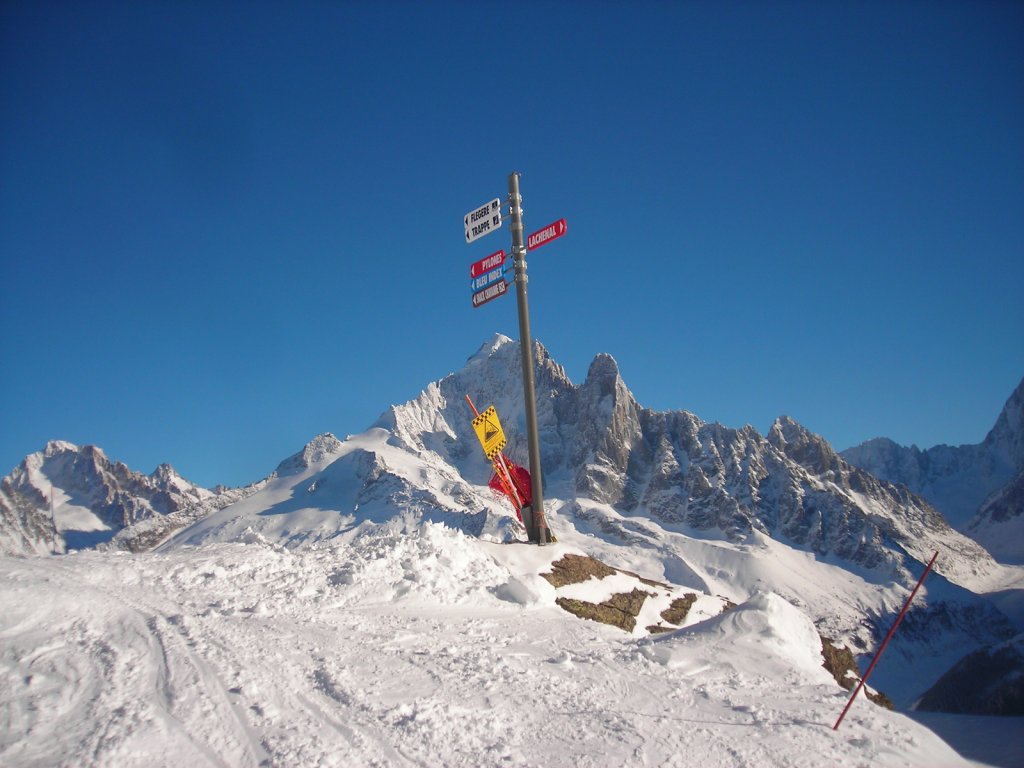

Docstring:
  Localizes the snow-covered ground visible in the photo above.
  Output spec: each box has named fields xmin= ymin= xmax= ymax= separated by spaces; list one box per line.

xmin=0 ymin=518 xmax=1007 ymax=768
xmin=5 ymin=415 xmax=1023 ymax=767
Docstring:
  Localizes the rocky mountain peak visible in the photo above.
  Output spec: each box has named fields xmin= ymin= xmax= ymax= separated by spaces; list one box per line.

xmin=585 ymin=352 xmax=620 ymax=385
xmin=151 ymin=463 xmax=177 ymax=482
xmin=985 ymin=376 xmax=1024 ymax=469
xmin=767 ymin=415 xmax=799 ymax=445
xmin=571 ymin=353 xmax=642 ymax=483
xmin=43 ymin=439 xmax=80 ymax=457
xmin=578 ymin=353 xmax=636 ymax=415
xmin=1 ymin=441 xmax=214 ymax=555
xmin=468 ymin=333 xmax=515 ymax=363
xmin=274 ymin=433 xmax=344 ymax=477
xmin=768 ymin=416 xmax=841 ymax=475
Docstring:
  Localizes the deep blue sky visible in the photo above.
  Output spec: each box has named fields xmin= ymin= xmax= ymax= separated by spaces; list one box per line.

xmin=2 ymin=1 xmax=1022 ymax=488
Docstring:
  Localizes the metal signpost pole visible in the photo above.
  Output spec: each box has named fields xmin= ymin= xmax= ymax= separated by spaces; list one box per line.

xmin=507 ymin=172 xmax=552 ymax=544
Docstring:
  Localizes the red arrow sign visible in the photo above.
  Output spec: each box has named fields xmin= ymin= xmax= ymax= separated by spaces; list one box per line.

xmin=527 ymin=218 xmax=567 ymax=250
xmin=470 ymin=249 xmax=506 ymax=279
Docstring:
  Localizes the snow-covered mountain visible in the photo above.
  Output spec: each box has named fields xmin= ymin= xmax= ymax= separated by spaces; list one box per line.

xmin=162 ymin=337 xmax=1020 ymax=698
xmin=3 ymin=336 xmax=1023 ymax=766
xmin=841 ymin=378 xmax=1024 ymax=561
xmin=0 ymin=440 xmax=214 ymax=554
xmin=374 ymin=335 xmax=1003 ymax=589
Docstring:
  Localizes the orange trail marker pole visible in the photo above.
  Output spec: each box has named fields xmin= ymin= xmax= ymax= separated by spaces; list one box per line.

xmin=833 ymin=550 xmax=939 ymax=731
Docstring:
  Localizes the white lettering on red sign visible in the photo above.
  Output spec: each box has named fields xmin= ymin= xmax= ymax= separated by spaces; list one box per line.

xmin=528 ymin=225 xmax=555 ymax=249
xmin=470 ymin=249 xmax=506 ymax=278
xmin=526 ymin=218 xmax=567 ymax=250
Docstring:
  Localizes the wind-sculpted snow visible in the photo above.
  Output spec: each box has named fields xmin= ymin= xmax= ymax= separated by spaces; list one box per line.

xmin=0 ymin=528 xmax=976 ymax=768
xmin=639 ymin=591 xmax=827 ymax=677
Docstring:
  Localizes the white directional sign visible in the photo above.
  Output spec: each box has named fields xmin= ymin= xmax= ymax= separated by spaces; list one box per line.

xmin=464 ymin=197 xmax=503 ymax=244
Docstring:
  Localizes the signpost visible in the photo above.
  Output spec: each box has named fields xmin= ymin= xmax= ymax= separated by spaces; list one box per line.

xmin=505 ymin=173 xmax=552 ymax=544
xmin=461 ymin=174 xmax=565 ymax=545
xmin=526 ymin=218 xmax=567 ymax=250
xmin=464 ymin=198 xmax=503 ymax=244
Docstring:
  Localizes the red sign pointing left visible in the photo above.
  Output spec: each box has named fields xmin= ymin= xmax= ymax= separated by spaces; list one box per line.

xmin=527 ymin=218 xmax=567 ymax=250
xmin=470 ymin=249 xmax=506 ymax=279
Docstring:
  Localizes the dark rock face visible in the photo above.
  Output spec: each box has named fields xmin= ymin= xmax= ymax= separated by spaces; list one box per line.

xmin=555 ymin=589 xmax=654 ymax=633
xmin=916 ymin=638 xmax=1024 ymax=716
xmin=820 ymin=636 xmax=894 ymax=710
xmin=0 ymin=474 xmax=56 ymax=555
xmin=966 ymin=470 xmax=1024 ymax=563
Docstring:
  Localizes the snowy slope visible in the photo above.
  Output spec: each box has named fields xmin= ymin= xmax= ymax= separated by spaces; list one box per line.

xmin=166 ymin=427 xmax=521 ymax=550
xmin=151 ymin=339 xmax=1019 ymax=706
xmin=0 ymin=527 xmax=980 ymax=768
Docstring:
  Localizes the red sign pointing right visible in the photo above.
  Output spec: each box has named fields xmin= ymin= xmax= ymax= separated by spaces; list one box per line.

xmin=526 ymin=218 xmax=567 ymax=250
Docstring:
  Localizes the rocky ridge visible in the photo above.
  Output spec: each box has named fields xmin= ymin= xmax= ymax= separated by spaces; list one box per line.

xmin=842 ymin=378 xmax=1024 ymax=564
xmin=1 ymin=440 xmax=214 ymax=554
xmin=377 ymin=335 xmax=1001 ymax=590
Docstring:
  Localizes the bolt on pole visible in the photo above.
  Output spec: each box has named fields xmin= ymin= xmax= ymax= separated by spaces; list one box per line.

xmin=507 ymin=172 xmax=552 ymax=545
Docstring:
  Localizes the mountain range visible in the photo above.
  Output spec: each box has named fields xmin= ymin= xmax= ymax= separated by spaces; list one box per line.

xmin=842 ymin=377 xmax=1024 ymax=563
xmin=2 ymin=335 xmax=1022 ymax=719
xmin=0 ymin=440 xmax=213 ymax=554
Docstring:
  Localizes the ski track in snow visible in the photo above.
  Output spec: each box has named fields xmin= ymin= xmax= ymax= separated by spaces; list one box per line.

xmin=0 ymin=523 xmax=985 ymax=768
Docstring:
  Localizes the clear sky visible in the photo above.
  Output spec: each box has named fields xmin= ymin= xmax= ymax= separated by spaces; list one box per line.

xmin=2 ymin=1 xmax=1022 ymax=489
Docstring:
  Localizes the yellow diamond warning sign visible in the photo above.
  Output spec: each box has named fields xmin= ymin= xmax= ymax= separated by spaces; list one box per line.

xmin=472 ymin=405 xmax=507 ymax=460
